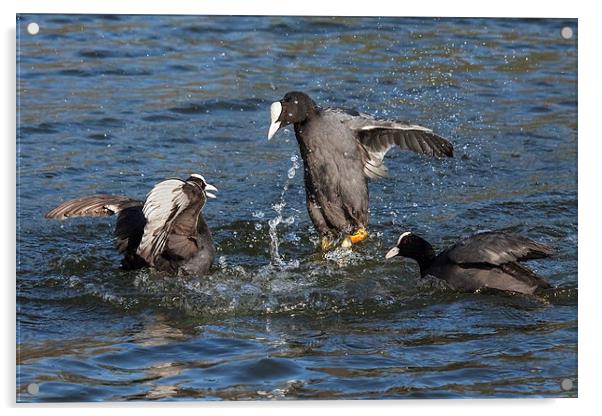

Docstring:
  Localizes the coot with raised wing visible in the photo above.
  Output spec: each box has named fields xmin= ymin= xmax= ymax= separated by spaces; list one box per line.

xmin=268 ymin=91 xmax=453 ymax=250
xmin=45 ymin=174 xmax=218 ymax=276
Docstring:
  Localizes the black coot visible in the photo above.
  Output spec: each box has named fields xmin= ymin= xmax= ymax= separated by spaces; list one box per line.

xmin=45 ymin=174 xmax=218 ymax=276
xmin=385 ymin=231 xmax=553 ymax=294
xmin=268 ymin=91 xmax=453 ymax=250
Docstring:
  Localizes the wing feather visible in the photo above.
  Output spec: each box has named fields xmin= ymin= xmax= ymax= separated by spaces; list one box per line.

xmin=45 ymin=195 xmax=146 ymax=266
xmin=45 ymin=195 xmax=141 ymax=219
xmin=447 ymin=232 xmax=554 ymax=266
xmin=136 ymin=179 xmax=206 ymax=266
xmin=137 ymin=179 xmax=190 ymax=265
xmin=325 ymin=107 xmax=454 ymax=180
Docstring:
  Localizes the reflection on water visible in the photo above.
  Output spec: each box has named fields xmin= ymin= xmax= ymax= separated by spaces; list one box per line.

xmin=17 ymin=15 xmax=577 ymax=401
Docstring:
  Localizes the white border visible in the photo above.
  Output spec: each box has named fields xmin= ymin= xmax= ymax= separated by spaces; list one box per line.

xmin=6 ymin=0 xmax=583 ymax=17
xmin=3 ymin=1 xmax=600 ymax=415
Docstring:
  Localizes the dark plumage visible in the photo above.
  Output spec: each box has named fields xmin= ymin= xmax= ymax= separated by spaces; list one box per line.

xmin=45 ymin=174 xmax=218 ymax=275
xmin=385 ymin=231 xmax=553 ymax=295
xmin=267 ymin=91 xmax=453 ymax=249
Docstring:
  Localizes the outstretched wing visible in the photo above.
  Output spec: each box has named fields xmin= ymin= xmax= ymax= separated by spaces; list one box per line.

xmin=136 ymin=179 xmax=204 ymax=266
xmin=45 ymin=195 xmax=145 ymax=259
xmin=327 ymin=108 xmax=453 ymax=179
xmin=45 ymin=195 xmax=142 ymax=219
xmin=447 ymin=232 xmax=554 ymax=266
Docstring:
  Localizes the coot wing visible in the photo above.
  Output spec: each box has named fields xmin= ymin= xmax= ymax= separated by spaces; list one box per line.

xmin=161 ymin=202 xmax=205 ymax=263
xmin=499 ymin=262 xmax=553 ymax=291
xmin=137 ymin=179 xmax=204 ymax=266
xmin=114 ymin=205 xmax=146 ymax=255
xmin=328 ymin=108 xmax=453 ymax=178
xmin=447 ymin=232 xmax=554 ymax=266
xmin=45 ymin=195 xmax=142 ymax=219
xmin=45 ymin=195 xmax=147 ymax=265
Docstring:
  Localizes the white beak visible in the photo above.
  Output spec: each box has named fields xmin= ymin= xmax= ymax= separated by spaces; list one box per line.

xmin=267 ymin=101 xmax=282 ymax=140
xmin=204 ymin=183 xmax=218 ymax=199
xmin=385 ymin=246 xmax=400 ymax=259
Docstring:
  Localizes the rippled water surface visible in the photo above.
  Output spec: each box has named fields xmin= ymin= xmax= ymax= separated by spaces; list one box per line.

xmin=16 ymin=15 xmax=577 ymax=401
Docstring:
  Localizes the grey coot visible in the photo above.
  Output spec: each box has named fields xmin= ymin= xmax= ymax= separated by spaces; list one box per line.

xmin=267 ymin=91 xmax=454 ymax=250
xmin=45 ymin=174 xmax=218 ymax=276
xmin=385 ymin=231 xmax=553 ymax=295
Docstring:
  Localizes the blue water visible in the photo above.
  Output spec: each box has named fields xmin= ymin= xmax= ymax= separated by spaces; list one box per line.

xmin=16 ymin=15 xmax=577 ymax=401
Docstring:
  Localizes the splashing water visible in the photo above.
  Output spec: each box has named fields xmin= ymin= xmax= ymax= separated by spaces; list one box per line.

xmin=252 ymin=211 xmax=265 ymax=231
xmin=268 ymin=153 xmax=300 ymax=267
xmin=323 ymin=246 xmax=359 ymax=267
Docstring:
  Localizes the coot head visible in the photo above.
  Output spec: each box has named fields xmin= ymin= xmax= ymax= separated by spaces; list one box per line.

xmin=385 ymin=231 xmax=434 ymax=261
xmin=187 ymin=173 xmax=218 ymax=199
xmin=268 ymin=91 xmax=318 ymax=140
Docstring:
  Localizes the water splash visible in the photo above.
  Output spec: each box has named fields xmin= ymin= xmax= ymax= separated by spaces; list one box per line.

xmin=323 ymin=246 xmax=358 ymax=267
xmin=252 ymin=211 xmax=264 ymax=231
xmin=267 ymin=153 xmax=300 ymax=267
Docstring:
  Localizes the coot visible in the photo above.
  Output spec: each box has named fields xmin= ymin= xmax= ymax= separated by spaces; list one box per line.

xmin=268 ymin=91 xmax=453 ymax=250
xmin=45 ymin=174 xmax=218 ymax=276
xmin=385 ymin=231 xmax=553 ymax=294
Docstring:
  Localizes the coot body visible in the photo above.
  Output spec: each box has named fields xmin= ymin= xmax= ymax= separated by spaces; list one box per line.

xmin=45 ymin=174 xmax=218 ymax=276
xmin=268 ymin=91 xmax=453 ymax=249
xmin=385 ymin=231 xmax=553 ymax=295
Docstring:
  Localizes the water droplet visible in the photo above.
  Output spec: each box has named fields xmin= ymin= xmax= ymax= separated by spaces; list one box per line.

xmin=268 ymin=217 xmax=280 ymax=228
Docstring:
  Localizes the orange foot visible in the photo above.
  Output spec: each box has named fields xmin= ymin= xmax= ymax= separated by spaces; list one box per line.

xmin=350 ymin=227 xmax=368 ymax=244
xmin=341 ymin=228 xmax=368 ymax=248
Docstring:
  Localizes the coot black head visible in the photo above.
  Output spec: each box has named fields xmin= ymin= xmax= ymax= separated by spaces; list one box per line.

xmin=385 ymin=231 xmax=436 ymax=272
xmin=268 ymin=91 xmax=318 ymax=139
xmin=186 ymin=173 xmax=218 ymax=200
